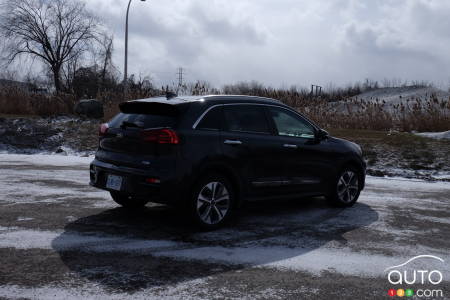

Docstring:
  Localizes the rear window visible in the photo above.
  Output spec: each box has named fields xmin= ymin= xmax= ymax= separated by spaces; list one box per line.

xmin=223 ymin=105 xmax=270 ymax=134
xmin=109 ymin=113 xmax=177 ymax=129
xmin=110 ymin=101 xmax=181 ymax=129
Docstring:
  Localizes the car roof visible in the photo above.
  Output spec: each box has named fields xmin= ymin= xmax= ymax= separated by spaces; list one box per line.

xmin=132 ymin=95 xmax=283 ymax=106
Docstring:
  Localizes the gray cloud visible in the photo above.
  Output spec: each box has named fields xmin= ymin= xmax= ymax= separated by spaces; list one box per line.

xmin=86 ymin=0 xmax=450 ymax=88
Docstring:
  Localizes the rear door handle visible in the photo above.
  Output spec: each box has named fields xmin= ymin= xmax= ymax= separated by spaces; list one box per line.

xmin=283 ymin=144 xmax=298 ymax=149
xmin=224 ymin=140 xmax=242 ymax=145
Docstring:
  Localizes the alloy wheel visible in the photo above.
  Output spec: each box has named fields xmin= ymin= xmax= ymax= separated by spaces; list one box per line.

xmin=337 ymin=171 xmax=359 ymax=203
xmin=196 ymin=181 xmax=230 ymax=225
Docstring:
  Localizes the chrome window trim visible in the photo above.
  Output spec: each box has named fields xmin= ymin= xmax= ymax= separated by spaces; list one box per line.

xmin=192 ymin=105 xmax=221 ymax=129
xmin=192 ymin=103 xmax=319 ymax=133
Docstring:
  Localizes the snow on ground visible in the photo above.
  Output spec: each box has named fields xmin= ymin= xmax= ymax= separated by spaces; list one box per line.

xmin=415 ymin=130 xmax=450 ymax=140
xmin=1 ymin=154 xmax=449 ymax=277
xmin=0 ymin=153 xmax=449 ymax=299
xmin=352 ymin=86 xmax=450 ymax=104
xmin=0 ymin=154 xmax=113 ymax=207
xmin=0 ymin=153 xmax=93 ymax=166
xmin=0 ymin=279 xmax=210 ymax=300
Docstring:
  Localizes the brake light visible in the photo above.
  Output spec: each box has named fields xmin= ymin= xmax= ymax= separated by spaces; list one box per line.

xmin=145 ymin=177 xmax=161 ymax=184
xmin=141 ymin=128 xmax=179 ymax=144
xmin=99 ymin=123 xmax=109 ymax=137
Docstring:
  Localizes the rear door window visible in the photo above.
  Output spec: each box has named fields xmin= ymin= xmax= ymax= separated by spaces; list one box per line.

xmin=223 ymin=105 xmax=270 ymax=134
xmin=196 ymin=106 xmax=223 ymax=130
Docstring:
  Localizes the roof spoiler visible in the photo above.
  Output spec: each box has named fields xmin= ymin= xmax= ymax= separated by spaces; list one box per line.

xmin=119 ymin=101 xmax=180 ymax=116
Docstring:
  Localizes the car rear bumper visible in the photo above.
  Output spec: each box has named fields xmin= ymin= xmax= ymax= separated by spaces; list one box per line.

xmin=89 ymin=159 xmax=179 ymax=204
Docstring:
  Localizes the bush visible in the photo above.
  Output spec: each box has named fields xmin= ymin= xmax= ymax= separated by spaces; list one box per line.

xmin=0 ymin=87 xmax=76 ymax=116
xmin=1 ymin=82 xmax=449 ymax=132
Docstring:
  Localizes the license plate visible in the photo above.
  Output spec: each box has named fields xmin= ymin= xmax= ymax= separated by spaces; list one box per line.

xmin=106 ymin=175 xmax=123 ymax=191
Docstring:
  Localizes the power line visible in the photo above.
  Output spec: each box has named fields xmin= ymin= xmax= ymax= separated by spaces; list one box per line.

xmin=176 ymin=67 xmax=184 ymax=87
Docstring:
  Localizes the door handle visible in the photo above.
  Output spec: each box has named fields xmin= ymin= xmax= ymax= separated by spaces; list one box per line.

xmin=283 ymin=144 xmax=298 ymax=149
xmin=224 ymin=140 xmax=242 ymax=145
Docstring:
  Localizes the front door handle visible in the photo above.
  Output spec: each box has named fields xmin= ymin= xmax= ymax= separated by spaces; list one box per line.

xmin=224 ymin=140 xmax=242 ymax=145
xmin=283 ymin=144 xmax=298 ymax=149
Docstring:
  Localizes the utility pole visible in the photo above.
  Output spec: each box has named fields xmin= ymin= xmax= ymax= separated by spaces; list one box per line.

xmin=124 ymin=0 xmax=147 ymax=98
xmin=311 ymin=84 xmax=323 ymax=96
xmin=177 ymin=67 xmax=184 ymax=87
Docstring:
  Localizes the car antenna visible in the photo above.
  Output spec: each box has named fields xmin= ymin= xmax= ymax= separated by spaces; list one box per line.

xmin=166 ymin=91 xmax=177 ymax=100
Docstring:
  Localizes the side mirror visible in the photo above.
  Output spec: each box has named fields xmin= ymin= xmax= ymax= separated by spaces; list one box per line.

xmin=316 ymin=129 xmax=329 ymax=140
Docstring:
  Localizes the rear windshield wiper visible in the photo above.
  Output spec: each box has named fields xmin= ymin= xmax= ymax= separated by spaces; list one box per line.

xmin=120 ymin=121 xmax=143 ymax=129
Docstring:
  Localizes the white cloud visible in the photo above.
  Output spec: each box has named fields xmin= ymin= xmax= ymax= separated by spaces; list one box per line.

xmin=85 ymin=0 xmax=450 ymax=88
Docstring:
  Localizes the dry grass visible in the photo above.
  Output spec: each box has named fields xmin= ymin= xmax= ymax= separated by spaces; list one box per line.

xmin=0 ymin=87 xmax=76 ymax=116
xmin=221 ymin=86 xmax=450 ymax=132
xmin=1 ymin=84 xmax=449 ymax=132
xmin=329 ymin=128 xmax=450 ymax=179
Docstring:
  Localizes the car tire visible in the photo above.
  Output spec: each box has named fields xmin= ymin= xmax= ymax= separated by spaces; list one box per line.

xmin=327 ymin=167 xmax=361 ymax=207
xmin=110 ymin=192 xmax=149 ymax=209
xmin=190 ymin=173 xmax=235 ymax=230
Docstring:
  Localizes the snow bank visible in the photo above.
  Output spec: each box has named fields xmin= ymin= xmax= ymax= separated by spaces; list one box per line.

xmin=0 ymin=153 xmax=93 ymax=166
xmin=415 ymin=130 xmax=450 ymax=140
xmin=353 ymin=86 xmax=450 ymax=104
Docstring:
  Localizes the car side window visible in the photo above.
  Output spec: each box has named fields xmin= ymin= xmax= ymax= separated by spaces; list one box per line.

xmin=268 ymin=107 xmax=315 ymax=139
xmin=223 ymin=105 xmax=270 ymax=134
xmin=196 ymin=106 xmax=222 ymax=130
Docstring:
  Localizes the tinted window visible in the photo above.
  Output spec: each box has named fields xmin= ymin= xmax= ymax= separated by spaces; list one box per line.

xmin=268 ymin=107 xmax=315 ymax=139
xmin=197 ymin=106 xmax=222 ymax=130
xmin=223 ymin=105 xmax=270 ymax=134
xmin=109 ymin=113 xmax=177 ymax=129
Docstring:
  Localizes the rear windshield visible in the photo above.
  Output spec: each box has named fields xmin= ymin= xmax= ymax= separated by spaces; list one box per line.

xmin=109 ymin=101 xmax=181 ymax=129
xmin=109 ymin=113 xmax=177 ymax=129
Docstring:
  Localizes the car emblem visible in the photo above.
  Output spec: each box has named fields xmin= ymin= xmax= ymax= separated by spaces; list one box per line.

xmin=116 ymin=133 xmax=124 ymax=138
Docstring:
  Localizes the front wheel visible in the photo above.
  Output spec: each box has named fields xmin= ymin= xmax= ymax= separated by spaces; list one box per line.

xmin=327 ymin=168 xmax=361 ymax=207
xmin=190 ymin=174 xmax=235 ymax=229
xmin=110 ymin=192 xmax=149 ymax=209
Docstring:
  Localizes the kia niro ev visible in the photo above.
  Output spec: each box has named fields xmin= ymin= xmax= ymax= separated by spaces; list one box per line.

xmin=90 ymin=95 xmax=366 ymax=229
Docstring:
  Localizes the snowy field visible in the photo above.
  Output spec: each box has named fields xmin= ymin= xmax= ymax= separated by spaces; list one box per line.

xmin=352 ymin=86 xmax=450 ymax=104
xmin=0 ymin=154 xmax=449 ymax=299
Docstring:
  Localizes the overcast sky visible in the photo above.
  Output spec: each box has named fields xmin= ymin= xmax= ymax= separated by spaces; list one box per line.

xmin=85 ymin=0 xmax=450 ymax=89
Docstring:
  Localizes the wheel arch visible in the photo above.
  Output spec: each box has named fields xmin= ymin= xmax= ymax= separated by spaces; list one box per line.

xmin=191 ymin=161 xmax=243 ymax=208
xmin=340 ymin=158 xmax=366 ymax=190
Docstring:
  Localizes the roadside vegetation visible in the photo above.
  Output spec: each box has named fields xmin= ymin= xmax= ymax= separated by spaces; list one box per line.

xmin=1 ymin=80 xmax=449 ymax=132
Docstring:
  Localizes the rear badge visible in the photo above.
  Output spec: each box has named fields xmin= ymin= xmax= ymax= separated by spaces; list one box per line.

xmin=116 ymin=133 xmax=124 ymax=138
xmin=142 ymin=161 xmax=151 ymax=165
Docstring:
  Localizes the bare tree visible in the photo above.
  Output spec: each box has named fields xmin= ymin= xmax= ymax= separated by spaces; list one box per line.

xmin=0 ymin=0 xmax=102 ymax=93
xmin=98 ymin=34 xmax=116 ymax=90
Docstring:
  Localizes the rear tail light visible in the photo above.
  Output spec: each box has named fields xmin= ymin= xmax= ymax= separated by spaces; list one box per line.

xmin=141 ymin=128 xmax=179 ymax=144
xmin=99 ymin=123 xmax=109 ymax=137
xmin=145 ymin=177 xmax=161 ymax=184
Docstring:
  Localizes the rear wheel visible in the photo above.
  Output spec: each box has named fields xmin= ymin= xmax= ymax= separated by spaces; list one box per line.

xmin=110 ymin=192 xmax=149 ymax=209
xmin=190 ymin=173 xmax=235 ymax=229
xmin=327 ymin=167 xmax=361 ymax=207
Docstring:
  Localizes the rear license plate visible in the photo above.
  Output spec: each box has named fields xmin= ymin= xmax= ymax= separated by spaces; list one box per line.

xmin=106 ymin=175 xmax=123 ymax=191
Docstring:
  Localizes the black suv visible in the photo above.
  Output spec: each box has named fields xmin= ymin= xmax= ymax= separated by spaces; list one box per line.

xmin=90 ymin=95 xmax=365 ymax=229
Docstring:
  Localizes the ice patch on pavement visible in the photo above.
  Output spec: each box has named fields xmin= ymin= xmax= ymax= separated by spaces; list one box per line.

xmin=0 ymin=154 xmax=113 ymax=207
xmin=1 ymin=154 xmax=450 ymax=283
xmin=0 ymin=153 xmax=93 ymax=167
xmin=0 ymin=229 xmax=183 ymax=252
xmin=1 ymin=226 xmax=449 ymax=280
xmin=0 ymin=278 xmax=209 ymax=300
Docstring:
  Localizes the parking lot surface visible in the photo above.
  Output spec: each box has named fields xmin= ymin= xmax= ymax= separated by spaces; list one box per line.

xmin=0 ymin=154 xmax=449 ymax=299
